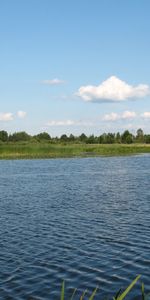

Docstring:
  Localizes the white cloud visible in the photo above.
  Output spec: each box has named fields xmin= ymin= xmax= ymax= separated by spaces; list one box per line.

xmin=47 ymin=120 xmax=74 ymax=126
xmin=42 ymin=78 xmax=66 ymax=85
xmin=17 ymin=111 xmax=27 ymax=118
xmin=103 ymin=111 xmax=137 ymax=121
xmin=122 ymin=111 xmax=137 ymax=119
xmin=141 ymin=112 xmax=150 ymax=119
xmin=46 ymin=120 xmax=93 ymax=127
xmin=77 ymin=76 xmax=150 ymax=102
xmin=0 ymin=112 xmax=13 ymax=121
xmin=103 ymin=112 xmax=119 ymax=121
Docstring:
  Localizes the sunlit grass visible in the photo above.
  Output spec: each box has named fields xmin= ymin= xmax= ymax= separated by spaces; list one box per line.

xmin=0 ymin=143 xmax=150 ymax=159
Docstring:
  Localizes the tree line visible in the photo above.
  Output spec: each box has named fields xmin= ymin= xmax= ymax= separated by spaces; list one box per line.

xmin=0 ymin=129 xmax=150 ymax=144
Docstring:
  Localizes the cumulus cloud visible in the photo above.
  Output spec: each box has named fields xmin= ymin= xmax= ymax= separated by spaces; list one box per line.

xmin=122 ymin=111 xmax=137 ymax=119
xmin=17 ymin=111 xmax=27 ymax=118
xmin=141 ymin=112 xmax=150 ymax=118
xmin=46 ymin=120 xmax=93 ymax=126
xmin=103 ymin=111 xmax=137 ymax=121
xmin=77 ymin=76 xmax=150 ymax=102
xmin=41 ymin=78 xmax=66 ymax=85
xmin=103 ymin=112 xmax=119 ymax=121
xmin=0 ymin=112 xmax=13 ymax=121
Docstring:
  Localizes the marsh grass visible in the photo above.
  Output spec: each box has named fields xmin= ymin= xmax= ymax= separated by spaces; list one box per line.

xmin=0 ymin=143 xmax=150 ymax=159
xmin=60 ymin=275 xmax=150 ymax=300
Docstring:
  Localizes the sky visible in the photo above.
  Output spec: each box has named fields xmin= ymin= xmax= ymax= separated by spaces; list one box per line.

xmin=0 ymin=0 xmax=150 ymax=136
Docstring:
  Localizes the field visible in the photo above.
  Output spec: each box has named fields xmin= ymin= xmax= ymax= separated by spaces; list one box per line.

xmin=0 ymin=142 xmax=150 ymax=159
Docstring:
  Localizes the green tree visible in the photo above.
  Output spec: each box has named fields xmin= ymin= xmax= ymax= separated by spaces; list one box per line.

xmin=121 ymin=130 xmax=133 ymax=144
xmin=9 ymin=131 xmax=31 ymax=142
xmin=144 ymin=134 xmax=150 ymax=144
xmin=60 ymin=134 xmax=68 ymax=142
xmin=136 ymin=128 xmax=144 ymax=143
xmin=116 ymin=132 xmax=121 ymax=143
xmin=0 ymin=130 xmax=8 ymax=142
xmin=79 ymin=133 xmax=87 ymax=143
xmin=35 ymin=132 xmax=51 ymax=141
xmin=99 ymin=133 xmax=107 ymax=144
xmin=68 ymin=134 xmax=75 ymax=142
xmin=86 ymin=134 xmax=95 ymax=144
xmin=105 ymin=133 xmax=115 ymax=144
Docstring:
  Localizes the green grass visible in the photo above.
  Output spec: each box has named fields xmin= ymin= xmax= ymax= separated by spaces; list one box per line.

xmin=0 ymin=143 xmax=150 ymax=159
xmin=60 ymin=275 xmax=150 ymax=299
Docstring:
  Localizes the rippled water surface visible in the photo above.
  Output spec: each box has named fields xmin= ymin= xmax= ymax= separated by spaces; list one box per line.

xmin=0 ymin=156 xmax=150 ymax=299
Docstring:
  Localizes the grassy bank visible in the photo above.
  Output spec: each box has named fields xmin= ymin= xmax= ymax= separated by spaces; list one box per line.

xmin=0 ymin=143 xmax=150 ymax=159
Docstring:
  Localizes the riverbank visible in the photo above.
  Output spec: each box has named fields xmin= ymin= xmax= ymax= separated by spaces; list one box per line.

xmin=0 ymin=143 xmax=150 ymax=159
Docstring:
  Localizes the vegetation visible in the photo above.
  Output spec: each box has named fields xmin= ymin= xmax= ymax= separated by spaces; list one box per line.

xmin=60 ymin=276 xmax=150 ymax=300
xmin=0 ymin=129 xmax=150 ymax=159
xmin=0 ymin=129 xmax=150 ymax=144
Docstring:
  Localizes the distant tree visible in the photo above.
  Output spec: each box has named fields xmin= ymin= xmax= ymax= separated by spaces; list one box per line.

xmin=0 ymin=130 xmax=8 ymax=142
xmin=116 ymin=132 xmax=121 ymax=143
xmin=126 ymin=135 xmax=134 ymax=144
xmin=9 ymin=131 xmax=31 ymax=142
xmin=121 ymin=130 xmax=133 ymax=144
xmin=35 ymin=132 xmax=51 ymax=141
xmin=68 ymin=134 xmax=75 ymax=142
xmin=53 ymin=136 xmax=59 ymax=143
xmin=144 ymin=134 xmax=150 ymax=144
xmin=99 ymin=133 xmax=107 ymax=144
xmin=105 ymin=133 xmax=115 ymax=144
xmin=60 ymin=134 xmax=68 ymax=142
xmin=136 ymin=128 xmax=144 ymax=143
xmin=93 ymin=136 xmax=99 ymax=144
xmin=79 ymin=133 xmax=87 ymax=143
xmin=98 ymin=135 xmax=103 ymax=144
xmin=86 ymin=134 xmax=95 ymax=144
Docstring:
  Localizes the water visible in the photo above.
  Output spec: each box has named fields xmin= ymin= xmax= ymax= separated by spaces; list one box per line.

xmin=0 ymin=155 xmax=150 ymax=299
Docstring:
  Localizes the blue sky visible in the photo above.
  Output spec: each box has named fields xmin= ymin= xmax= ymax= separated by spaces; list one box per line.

xmin=0 ymin=0 xmax=150 ymax=136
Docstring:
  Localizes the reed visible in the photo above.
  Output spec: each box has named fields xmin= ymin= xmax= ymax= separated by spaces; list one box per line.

xmin=0 ymin=143 xmax=150 ymax=159
xmin=60 ymin=275 xmax=150 ymax=300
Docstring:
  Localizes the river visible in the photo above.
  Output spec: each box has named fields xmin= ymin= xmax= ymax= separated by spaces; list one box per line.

xmin=0 ymin=155 xmax=150 ymax=299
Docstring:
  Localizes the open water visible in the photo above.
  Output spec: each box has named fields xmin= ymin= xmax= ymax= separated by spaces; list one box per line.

xmin=0 ymin=155 xmax=150 ymax=299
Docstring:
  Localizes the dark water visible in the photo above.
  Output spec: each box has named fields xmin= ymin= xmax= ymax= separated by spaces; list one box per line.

xmin=0 ymin=156 xmax=150 ymax=299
